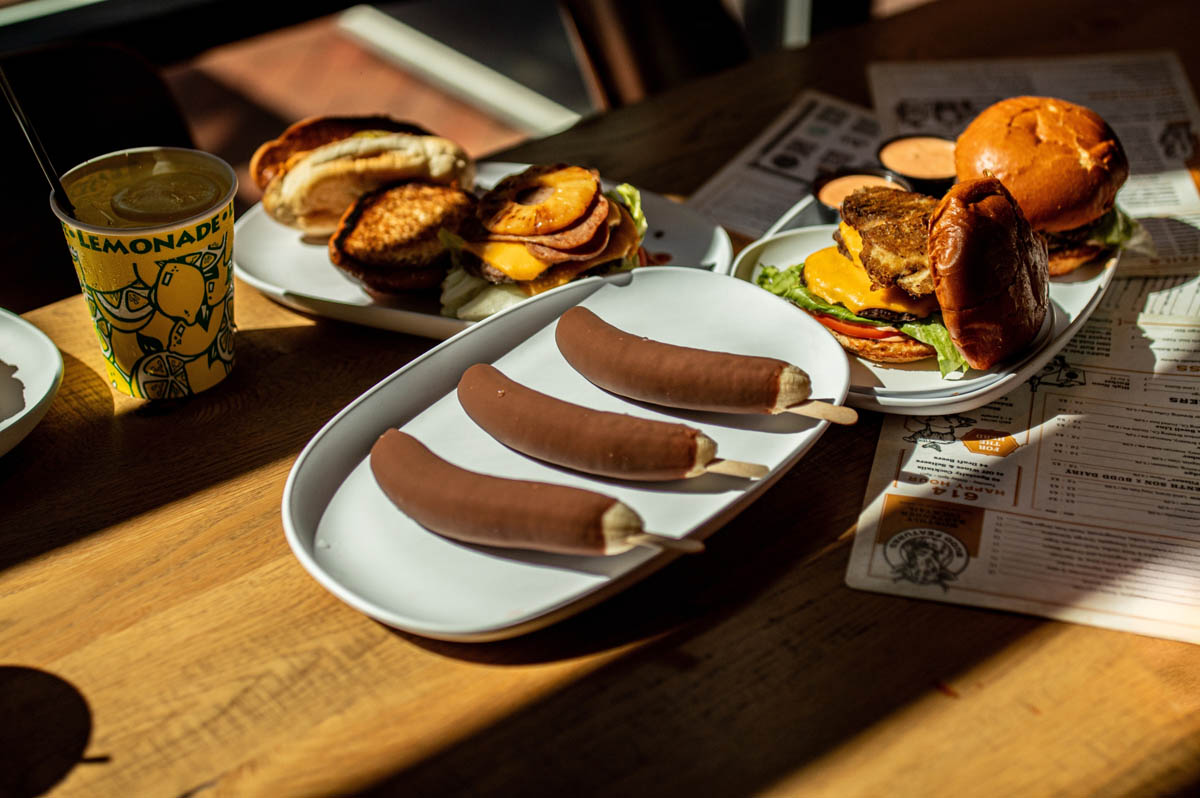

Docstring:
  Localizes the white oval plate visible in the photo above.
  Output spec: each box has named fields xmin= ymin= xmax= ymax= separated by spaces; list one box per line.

xmin=233 ymin=161 xmax=733 ymax=339
xmin=725 ymin=225 xmax=1116 ymax=414
xmin=282 ymin=267 xmax=850 ymax=641
xmin=0 ymin=308 xmax=63 ymax=457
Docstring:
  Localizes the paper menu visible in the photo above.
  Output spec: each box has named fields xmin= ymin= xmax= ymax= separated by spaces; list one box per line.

xmin=866 ymin=51 xmax=1200 ymax=140
xmin=867 ymin=50 xmax=1200 ymax=277
xmin=845 ymin=275 xmax=1200 ymax=643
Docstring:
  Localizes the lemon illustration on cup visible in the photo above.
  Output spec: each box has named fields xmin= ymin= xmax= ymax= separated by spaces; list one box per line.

xmin=80 ymin=234 xmax=234 ymax=399
xmin=52 ymin=146 xmax=238 ymax=399
xmin=133 ymin=351 xmax=192 ymax=399
xmin=93 ymin=283 xmax=155 ymax=331
xmin=146 ymin=246 xmax=222 ymax=330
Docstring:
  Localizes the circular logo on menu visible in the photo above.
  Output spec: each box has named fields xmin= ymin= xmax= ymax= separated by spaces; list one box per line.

xmin=884 ymin=528 xmax=969 ymax=590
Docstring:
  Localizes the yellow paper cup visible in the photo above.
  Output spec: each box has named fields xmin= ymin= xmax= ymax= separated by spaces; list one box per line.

xmin=50 ymin=147 xmax=238 ymax=399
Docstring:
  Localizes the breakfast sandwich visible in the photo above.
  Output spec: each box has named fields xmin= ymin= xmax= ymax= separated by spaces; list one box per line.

xmin=251 ymin=115 xmax=474 ymax=237
xmin=438 ymin=164 xmax=647 ymax=321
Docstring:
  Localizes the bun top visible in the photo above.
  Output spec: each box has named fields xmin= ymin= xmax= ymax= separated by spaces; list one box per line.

xmin=929 ymin=176 xmax=1049 ymax=370
xmin=250 ymin=115 xmax=431 ymax=190
xmin=260 ymin=133 xmax=474 ymax=237
xmin=954 ymin=96 xmax=1128 ymax=232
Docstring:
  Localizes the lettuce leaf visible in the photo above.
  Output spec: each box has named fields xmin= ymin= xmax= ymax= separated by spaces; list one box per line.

xmin=607 ymin=183 xmax=647 ymax=241
xmin=897 ymin=319 xmax=968 ymax=377
xmin=756 ymin=263 xmax=969 ymax=377
xmin=1089 ymin=205 xmax=1137 ymax=248
xmin=757 ymin=264 xmax=889 ymax=327
xmin=437 ymin=227 xmax=466 ymax=262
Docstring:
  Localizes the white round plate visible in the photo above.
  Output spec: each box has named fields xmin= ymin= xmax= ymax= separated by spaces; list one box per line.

xmin=233 ymin=161 xmax=733 ymax=339
xmin=281 ymin=267 xmax=850 ymax=641
xmin=0 ymin=308 xmax=63 ymax=457
xmin=724 ymin=225 xmax=1117 ymax=414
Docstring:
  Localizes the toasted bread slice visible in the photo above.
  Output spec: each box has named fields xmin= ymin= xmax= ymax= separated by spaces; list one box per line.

xmin=329 ymin=182 xmax=476 ymax=294
xmin=839 ymin=187 xmax=938 ymax=297
xmin=250 ymin=115 xmax=430 ymax=190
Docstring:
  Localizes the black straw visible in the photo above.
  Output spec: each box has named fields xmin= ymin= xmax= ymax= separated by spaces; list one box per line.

xmin=0 ymin=63 xmax=74 ymax=217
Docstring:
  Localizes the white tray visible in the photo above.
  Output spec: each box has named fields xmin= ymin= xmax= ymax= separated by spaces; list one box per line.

xmin=282 ymin=267 xmax=850 ymax=641
xmin=726 ymin=225 xmax=1116 ymax=415
xmin=234 ymin=161 xmax=734 ymax=339
xmin=0 ymin=308 xmax=63 ymax=457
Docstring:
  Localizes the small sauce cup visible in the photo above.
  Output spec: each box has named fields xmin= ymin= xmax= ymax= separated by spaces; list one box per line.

xmin=876 ymin=134 xmax=957 ymax=198
xmin=812 ymin=167 xmax=913 ymax=223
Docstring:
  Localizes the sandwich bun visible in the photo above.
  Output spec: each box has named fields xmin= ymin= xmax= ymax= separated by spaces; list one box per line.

xmin=929 ymin=176 xmax=1049 ymax=370
xmin=1044 ymin=242 xmax=1109 ymax=276
xmin=250 ymin=115 xmax=431 ymax=190
xmin=252 ymin=114 xmax=474 ymax=237
xmin=954 ymin=96 xmax=1128 ymax=233
xmin=262 ymin=133 xmax=474 ymax=237
xmin=826 ymin=329 xmax=935 ymax=363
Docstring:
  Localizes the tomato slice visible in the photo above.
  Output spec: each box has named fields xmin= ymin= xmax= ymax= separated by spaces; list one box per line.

xmin=812 ymin=313 xmax=903 ymax=340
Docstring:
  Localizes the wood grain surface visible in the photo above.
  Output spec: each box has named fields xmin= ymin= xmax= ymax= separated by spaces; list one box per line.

xmin=5 ymin=1 xmax=1200 ymax=796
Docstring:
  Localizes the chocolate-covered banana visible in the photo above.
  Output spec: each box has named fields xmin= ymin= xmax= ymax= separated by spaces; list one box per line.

xmin=555 ymin=307 xmax=856 ymax=424
xmin=458 ymin=364 xmax=768 ymax=481
xmin=370 ymin=429 xmax=702 ymax=555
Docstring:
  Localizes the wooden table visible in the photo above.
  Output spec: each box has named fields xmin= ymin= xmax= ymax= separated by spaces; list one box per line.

xmin=6 ymin=1 xmax=1200 ymax=795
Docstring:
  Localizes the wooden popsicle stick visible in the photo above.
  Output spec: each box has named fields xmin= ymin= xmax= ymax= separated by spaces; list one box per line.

xmin=627 ymin=533 xmax=705 ymax=554
xmin=785 ymin=400 xmax=858 ymax=425
xmin=704 ymin=458 xmax=770 ymax=480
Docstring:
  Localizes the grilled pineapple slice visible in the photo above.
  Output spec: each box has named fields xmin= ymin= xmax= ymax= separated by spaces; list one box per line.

xmin=478 ymin=164 xmax=599 ymax=235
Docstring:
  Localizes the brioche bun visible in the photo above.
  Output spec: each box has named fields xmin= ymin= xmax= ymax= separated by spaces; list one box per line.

xmin=929 ymin=176 xmax=1049 ymax=370
xmin=954 ymin=96 xmax=1128 ymax=233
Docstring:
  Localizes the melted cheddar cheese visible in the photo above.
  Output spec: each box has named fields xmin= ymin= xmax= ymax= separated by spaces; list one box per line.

xmin=804 ymin=245 xmax=936 ymax=317
xmin=460 ymin=240 xmax=550 ymax=282
xmin=524 ymin=205 xmax=638 ymax=294
xmin=837 ymin=222 xmax=865 ymax=268
xmin=463 ymin=204 xmax=639 ymax=293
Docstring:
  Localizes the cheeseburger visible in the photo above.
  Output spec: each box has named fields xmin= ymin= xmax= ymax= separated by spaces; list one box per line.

xmin=955 ymin=96 xmax=1132 ymax=275
xmin=758 ymin=178 xmax=1049 ymax=375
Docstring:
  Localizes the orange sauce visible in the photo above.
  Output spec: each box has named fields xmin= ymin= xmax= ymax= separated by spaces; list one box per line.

xmin=816 ymin=174 xmax=902 ymax=209
xmin=878 ymin=136 xmax=956 ymax=180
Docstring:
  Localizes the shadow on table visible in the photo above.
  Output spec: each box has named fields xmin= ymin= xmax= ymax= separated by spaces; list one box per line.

xmin=363 ymin=310 xmax=1200 ymax=796
xmin=0 ymin=320 xmax=433 ymax=573
xmin=344 ymin=418 xmax=1036 ymax=796
xmin=0 ymin=666 xmax=104 ymax=798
